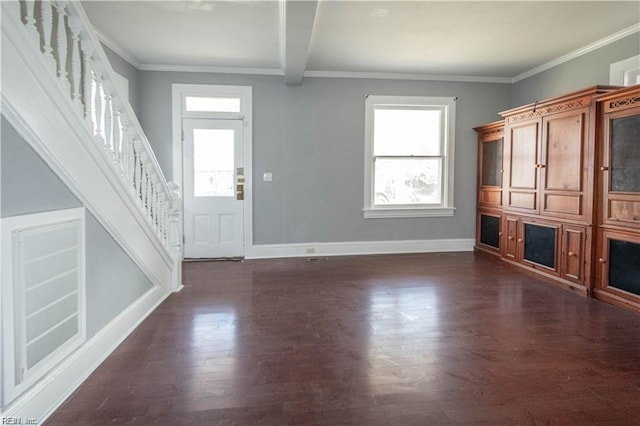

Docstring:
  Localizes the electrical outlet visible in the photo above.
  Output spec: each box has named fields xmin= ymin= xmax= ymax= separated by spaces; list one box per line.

xmin=306 ymin=247 xmax=316 ymax=254
xmin=263 ymin=172 xmax=273 ymax=182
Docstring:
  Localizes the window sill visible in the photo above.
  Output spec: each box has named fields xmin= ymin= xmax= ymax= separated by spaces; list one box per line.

xmin=363 ymin=207 xmax=455 ymax=219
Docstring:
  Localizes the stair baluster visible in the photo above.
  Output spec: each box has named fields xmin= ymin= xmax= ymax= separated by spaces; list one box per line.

xmin=93 ymin=71 xmax=104 ymax=141
xmin=55 ymin=1 xmax=69 ymax=89
xmin=23 ymin=0 xmax=39 ymax=46
xmin=112 ymin=99 xmax=122 ymax=170
xmin=81 ymin=40 xmax=94 ymax=122
xmin=41 ymin=0 xmax=55 ymax=72
xmin=104 ymin=81 xmax=113 ymax=153
xmin=68 ymin=16 xmax=82 ymax=112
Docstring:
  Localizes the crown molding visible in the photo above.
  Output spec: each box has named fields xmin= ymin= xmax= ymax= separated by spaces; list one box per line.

xmin=512 ymin=23 xmax=640 ymax=83
xmin=303 ymin=70 xmax=512 ymax=84
xmin=93 ymin=27 xmax=142 ymax=69
xmin=138 ymin=63 xmax=284 ymax=76
xmin=91 ymin=20 xmax=638 ymax=85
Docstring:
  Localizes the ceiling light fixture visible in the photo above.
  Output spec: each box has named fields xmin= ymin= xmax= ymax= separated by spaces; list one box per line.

xmin=370 ymin=7 xmax=389 ymax=18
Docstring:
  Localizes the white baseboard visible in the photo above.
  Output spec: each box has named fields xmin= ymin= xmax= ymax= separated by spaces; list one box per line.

xmin=246 ymin=238 xmax=474 ymax=259
xmin=0 ymin=285 xmax=169 ymax=424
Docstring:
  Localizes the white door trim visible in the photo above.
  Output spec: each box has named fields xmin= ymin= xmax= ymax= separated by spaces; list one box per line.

xmin=172 ymin=84 xmax=253 ymax=257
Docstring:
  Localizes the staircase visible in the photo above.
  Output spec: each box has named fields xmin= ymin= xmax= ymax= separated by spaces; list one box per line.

xmin=1 ymin=0 xmax=182 ymax=420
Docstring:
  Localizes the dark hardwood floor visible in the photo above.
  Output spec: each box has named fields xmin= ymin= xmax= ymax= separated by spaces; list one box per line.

xmin=46 ymin=252 xmax=640 ymax=425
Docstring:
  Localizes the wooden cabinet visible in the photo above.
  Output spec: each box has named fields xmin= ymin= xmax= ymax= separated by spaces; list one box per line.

xmin=594 ymin=229 xmax=640 ymax=312
xmin=597 ymin=87 xmax=640 ymax=230
xmin=475 ymin=121 xmax=504 ymax=209
xmin=594 ymin=85 xmax=640 ymax=312
xmin=502 ymin=215 xmax=561 ymax=275
xmin=501 ymin=87 xmax=614 ymax=222
xmin=474 ymin=86 xmax=629 ymax=301
xmin=500 ymin=214 xmax=589 ymax=293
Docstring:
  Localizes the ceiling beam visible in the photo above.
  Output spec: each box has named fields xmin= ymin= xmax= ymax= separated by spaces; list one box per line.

xmin=281 ymin=0 xmax=319 ymax=86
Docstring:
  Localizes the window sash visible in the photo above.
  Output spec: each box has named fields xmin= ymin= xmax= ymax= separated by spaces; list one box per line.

xmin=364 ymin=95 xmax=456 ymax=217
xmin=372 ymin=105 xmax=446 ymax=157
xmin=373 ymin=156 xmax=444 ymax=207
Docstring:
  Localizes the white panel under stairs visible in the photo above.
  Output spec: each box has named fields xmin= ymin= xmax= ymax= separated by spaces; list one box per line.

xmin=2 ymin=208 xmax=86 ymax=406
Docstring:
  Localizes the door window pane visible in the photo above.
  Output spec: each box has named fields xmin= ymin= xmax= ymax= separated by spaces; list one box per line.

xmin=193 ymin=129 xmax=234 ymax=197
xmin=374 ymin=158 xmax=441 ymax=205
xmin=373 ymin=108 xmax=441 ymax=156
xmin=185 ymin=96 xmax=241 ymax=113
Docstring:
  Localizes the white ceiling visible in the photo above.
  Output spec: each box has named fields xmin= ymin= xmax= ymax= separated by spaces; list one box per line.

xmin=82 ymin=1 xmax=640 ymax=84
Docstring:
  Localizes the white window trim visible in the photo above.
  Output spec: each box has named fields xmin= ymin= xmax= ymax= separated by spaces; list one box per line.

xmin=609 ymin=55 xmax=640 ymax=86
xmin=171 ymin=84 xmax=253 ymax=254
xmin=363 ymin=95 xmax=456 ymax=219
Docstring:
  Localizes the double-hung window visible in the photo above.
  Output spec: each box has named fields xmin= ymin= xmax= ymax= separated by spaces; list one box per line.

xmin=364 ymin=95 xmax=456 ymax=218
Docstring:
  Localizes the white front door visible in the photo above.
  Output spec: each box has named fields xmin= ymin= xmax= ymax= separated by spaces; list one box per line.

xmin=183 ymin=118 xmax=244 ymax=258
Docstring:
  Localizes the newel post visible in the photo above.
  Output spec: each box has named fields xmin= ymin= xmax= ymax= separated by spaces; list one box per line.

xmin=167 ymin=181 xmax=183 ymax=292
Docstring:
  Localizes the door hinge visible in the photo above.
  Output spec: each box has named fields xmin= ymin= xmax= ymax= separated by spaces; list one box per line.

xmin=181 ymin=129 xmax=184 ymax=141
xmin=183 ymin=235 xmax=186 ymax=244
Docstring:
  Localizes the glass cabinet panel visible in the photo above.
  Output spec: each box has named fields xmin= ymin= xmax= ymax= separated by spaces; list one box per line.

xmin=611 ymin=114 xmax=640 ymax=193
xmin=481 ymin=138 xmax=503 ymax=187
xmin=524 ymin=223 xmax=556 ymax=268
xmin=480 ymin=214 xmax=500 ymax=249
xmin=609 ymin=239 xmax=640 ymax=296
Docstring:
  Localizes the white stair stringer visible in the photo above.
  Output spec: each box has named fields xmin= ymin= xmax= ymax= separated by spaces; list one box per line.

xmin=1 ymin=2 xmax=178 ymax=293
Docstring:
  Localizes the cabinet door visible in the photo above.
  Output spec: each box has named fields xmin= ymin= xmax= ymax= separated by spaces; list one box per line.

xmin=504 ymin=120 xmax=539 ymax=213
xmin=477 ymin=210 xmax=501 ymax=254
xmin=521 ymin=220 xmax=559 ymax=274
xmin=504 ymin=216 xmax=519 ymax=260
xmin=600 ymin=107 xmax=640 ymax=229
xmin=561 ymin=225 xmax=586 ymax=284
xmin=595 ymin=229 xmax=640 ymax=307
xmin=478 ymin=137 xmax=503 ymax=208
xmin=540 ymin=109 xmax=588 ymax=219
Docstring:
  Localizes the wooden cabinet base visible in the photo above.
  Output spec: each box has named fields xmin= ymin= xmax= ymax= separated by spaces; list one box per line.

xmin=501 ymin=256 xmax=589 ymax=297
xmin=592 ymin=288 xmax=640 ymax=314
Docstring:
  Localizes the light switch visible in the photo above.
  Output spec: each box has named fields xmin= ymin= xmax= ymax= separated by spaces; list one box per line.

xmin=263 ymin=172 xmax=273 ymax=182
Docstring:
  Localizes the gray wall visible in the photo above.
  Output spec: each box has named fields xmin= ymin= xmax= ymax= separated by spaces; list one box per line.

xmin=139 ymin=72 xmax=511 ymax=245
xmin=102 ymin=43 xmax=141 ymax=116
xmin=511 ymin=33 xmax=640 ymax=106
xmin=1 ymin=116 xmax=153 ymax=338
